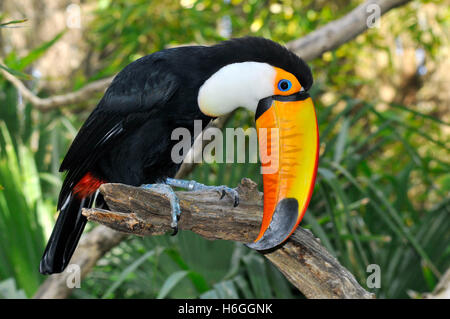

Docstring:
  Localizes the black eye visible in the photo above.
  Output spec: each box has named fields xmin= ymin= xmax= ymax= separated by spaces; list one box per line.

xmin=278 ymin=79 xmax=292 ymax=92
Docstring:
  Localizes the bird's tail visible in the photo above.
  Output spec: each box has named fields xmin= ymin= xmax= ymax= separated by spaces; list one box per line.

xmin=39 ymin=193 xmax=94 ymax=275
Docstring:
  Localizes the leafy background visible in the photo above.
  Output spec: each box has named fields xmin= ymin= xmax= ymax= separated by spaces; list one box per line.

xmin=0 ymin=0 xmax=449 ymax=299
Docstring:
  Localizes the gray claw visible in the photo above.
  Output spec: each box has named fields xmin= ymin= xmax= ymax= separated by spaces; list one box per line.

xmin=234 ymin=195 xmax=239 ymax=207
xmin=217 ymin=186 xmax=239 ymax=207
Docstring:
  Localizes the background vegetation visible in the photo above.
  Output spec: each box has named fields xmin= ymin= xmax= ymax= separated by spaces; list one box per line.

xmin=0 ymin=0 xmax=448 ymax=299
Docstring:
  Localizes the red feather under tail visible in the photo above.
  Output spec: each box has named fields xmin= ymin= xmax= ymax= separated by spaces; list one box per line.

xmin=73 ymin=172 xmax=104 ymax=198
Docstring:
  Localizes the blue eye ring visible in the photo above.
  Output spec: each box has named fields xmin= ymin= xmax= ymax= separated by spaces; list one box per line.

xmin=278 ymin=79 xmax=292 ymax=92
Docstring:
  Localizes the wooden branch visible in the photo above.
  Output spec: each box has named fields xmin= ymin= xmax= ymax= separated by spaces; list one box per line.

xmin=1 ymin=0 xmax=410 ymax=112
xmin=0 ymin=57 xmax=113 ymax=112
xmin=81 ymin=179 xmax=374 ymax=299
xmin=33 ymin=0 xmax=411 ymax=298
xmin=286 ymin=0 xmax=412 ymax=60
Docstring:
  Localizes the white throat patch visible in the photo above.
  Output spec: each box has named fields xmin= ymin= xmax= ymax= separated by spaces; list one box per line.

xmin=198 ymin=62 xmax=276 ymax=116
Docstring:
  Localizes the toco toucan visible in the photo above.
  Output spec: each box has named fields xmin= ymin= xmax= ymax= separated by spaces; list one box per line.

xmin=40 ymin=37 xmax=319 ymax=275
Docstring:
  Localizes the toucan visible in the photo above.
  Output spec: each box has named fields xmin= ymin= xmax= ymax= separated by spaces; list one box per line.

xmin=39 ymin=37 xmax=319 ymax=275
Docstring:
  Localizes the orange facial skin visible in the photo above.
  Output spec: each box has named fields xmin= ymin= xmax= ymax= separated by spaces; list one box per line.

xmin=273 ymin=67 xmax=302 ymax=96
xmin=254 ymin=96 xmax=319 ymax=245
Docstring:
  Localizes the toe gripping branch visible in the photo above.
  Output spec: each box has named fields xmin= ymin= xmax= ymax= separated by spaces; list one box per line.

xmin=141 ymin=183 xmax=181 ymax=235
xmin=149 ymin=178 xmax=240 ymax=236
xmin=165 ymin=178 xmax=239 ymax=207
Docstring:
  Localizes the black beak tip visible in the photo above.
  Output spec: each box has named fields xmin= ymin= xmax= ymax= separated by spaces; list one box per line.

xmin=246 ymin=198 xmax=299 ymax=251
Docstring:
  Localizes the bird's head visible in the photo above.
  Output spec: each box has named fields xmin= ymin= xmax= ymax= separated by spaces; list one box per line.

xmin=198 ymin=62 xmax=307 ymax=117
xmin=197 ymin=37 xmax=319 ymax=250
xmin=197 ymin=37 xmax=313 ymax=117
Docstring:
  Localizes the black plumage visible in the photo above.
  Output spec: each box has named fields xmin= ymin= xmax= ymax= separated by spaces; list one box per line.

xmin=40 ymin=37 xmax=313 ymax=274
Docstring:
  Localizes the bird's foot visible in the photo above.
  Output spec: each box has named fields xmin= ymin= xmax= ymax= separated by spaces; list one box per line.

xmin=140 ymin=183 xmax=181 ymax=235
xmin=165 ymin=178 xmax=239 ymax=207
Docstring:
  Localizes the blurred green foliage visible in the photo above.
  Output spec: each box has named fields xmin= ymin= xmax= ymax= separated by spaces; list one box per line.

xmin=0 ymin=0 xmax=449 ymax=299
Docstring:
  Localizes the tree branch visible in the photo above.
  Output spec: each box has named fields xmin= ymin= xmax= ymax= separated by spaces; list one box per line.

xmin=1 ymin=0 xmax=411 ymax=112
xmin=33 ymin=0 xmax=411 ymax=298
xmin=286 ymin=0 xmax=411 ymax=60
xmin=0 ymin=58 xmax=113 ymax=111
xmin=81 ymin=179 xmax=374 ymax=299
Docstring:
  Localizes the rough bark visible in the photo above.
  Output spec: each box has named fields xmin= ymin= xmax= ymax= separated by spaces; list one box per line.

xmin=81 ymin=179 xmax=374 ymax=299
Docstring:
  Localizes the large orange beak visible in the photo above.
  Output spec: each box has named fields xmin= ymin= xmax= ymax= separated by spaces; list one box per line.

xmin=246 ymin=92 xmax=319 ymax=250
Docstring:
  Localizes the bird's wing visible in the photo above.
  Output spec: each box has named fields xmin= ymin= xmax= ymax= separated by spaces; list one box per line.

xmin=58 ymin=59 xmax=179 ymax=208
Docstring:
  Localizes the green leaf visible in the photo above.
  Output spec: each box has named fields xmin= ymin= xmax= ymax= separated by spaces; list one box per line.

xmin=0 ymin=278 xmax=27 ymax=299
xmin=211 ymin=280 xmax=239 ymax=299
xmin=0 ymin=19 xmax=28 ymax=28
xmin=15 ymin=31 xmax=65 ymax=71
xmin=102 ymin=249 xmax=158 ymax=298
xmin=242 ymin=255 xmax=272 ymax=299
xmin=157 ymin=270 xmax=190 ymax=299
xmin=421 ymin=263 xmax=437 ymax=291
xmin=0 ymin=64 xmax=32 ymax=80
xmin=333 ymin=118 xmax=350 ymax=164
